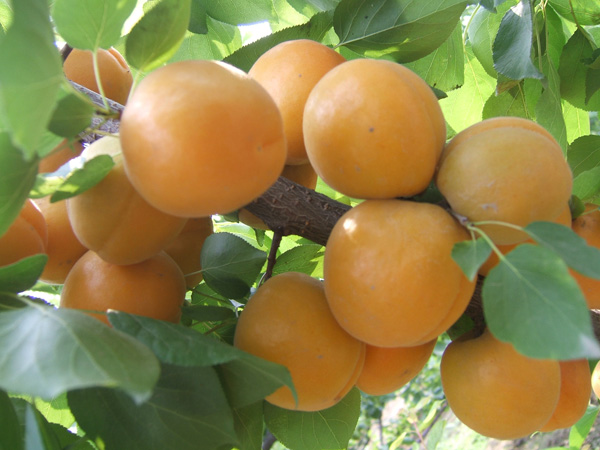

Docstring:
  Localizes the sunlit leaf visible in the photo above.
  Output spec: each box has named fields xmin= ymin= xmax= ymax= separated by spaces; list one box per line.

xmin=572 ymin=167 xmax=600 ymax=204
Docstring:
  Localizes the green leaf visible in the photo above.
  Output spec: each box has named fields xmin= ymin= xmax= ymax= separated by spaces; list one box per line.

xmin=0 ymin=306 xmax=160 ymax=403
xmin=125 ymin=0 xmax=191 ymax=72
xmin=0 ymin=1 xmax=12 ymax=34
xmin=232 ymin=402 xmax=264 ymax=450
xmin=482 ymin=81 xmax=536 ymax=120
xmin=108 ymin=312 xmax=242 ymax=366
xmin=47 ymin=92 xmax=94 ymax=138
xmin=68 ymin=364 xmax=238 ymax=450
xmin=201 ymin=232 xmax=267 ymax=299
xmin=0 ymin=390 xmax=23 ymax=450
xmin=171 ymin=17 xmax=243 ymax=62
xmin=492 ymin=0 xmax=543 ymax=80
xmin=451 ymin=238 xmax=492 ymax=281
xmin=32 ymin=394 xmax=75 ymax=431
xmin=569 ymin=405 xmax=600 ymax=448
xmin=224 ymin=10 xmax=334 ymax=72
xmin=47 ymin=423 xmax=94 ymax=450
xmin=536 ymin=55 xmax=567 ymax=151
xmin=563 ymin=101 xmax=591 ymax=144
xmin=568 ymin=134 xmax=600 ymax=177
xmin=426 ymin=419 xmax=446 ymax=450
xmin=334 ymin=0 xmax=467 ymax=63
xmin=558 ymin=29 xmax=600 ymax=111
xmin=544 ymin=4 xmax=567 ymax=69
xmin=182 ymin=304 xmax=236 ymax=322
xmin=0 ymin=133 xmax=38 ymax=236
xmin=272 ymin=244 xmax=324 ymax=278
xmin=548 ymin=0 xmax=600 ymax=26
xmin=24 ymin=403 xmax=61 ymax=450
xmin=0 ymin=0 xmax=62 ymax=158
xmin=572 ymin=166 xmax=600 ymax=204
xmin=52 ymin=0 xmax=137 ymax=50
xmin=264 ymin=388 xmax=361 ymax=450
xmin=205 ymin=0 xmax=275 ymax=25
xmin=0 ymin=255 xmax=47 ymax=294
xmin=483 ymin=244 xmax=600 ymax=360
xmin=525 ymin=221 xmax=600 ymax=280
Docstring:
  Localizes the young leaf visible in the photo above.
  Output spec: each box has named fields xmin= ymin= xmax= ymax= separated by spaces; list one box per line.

xmin=483 ymin=244 xmax=600 ymax=360
xmin=0 ymin=306 xmax=160 ymax=403
xmin=52 ymin=0 xmax=137 ymax=50
xmin=451 ymin=238 xmax=492 ymax=281
xmin=492 ymin=0 xmax=543 ymax=80
xmin=0 ymin=254 xmax=47 ymax=294
xmin=125 ymin=0 xmax=191 ymax=72
xmin=264 ymin=388 xmax=361 ymax=450
xmin=0 ymin=390 xmax=23 ymax=450
xmin=0 ymin=0 xmax=63 ymax=158
xmin=525 ymin=221 xmax=600 ymax=279
xmin=68 ymin=364 xmax=238 ymax=450
xmin=334 ymin=0 xmax=467 ymax=63
xmin=201 ymin=232 xmax=267 ymax=299
xmin=569 ymin=405 xmax=600 ymax=449
xmin=572 ymin=166 xmax=600 ymax=204
xmin=568 ymin=134 xmax=600 ymax=177
xmin=47 ymin=91 xmax=95 ymax=138
xmin=0 ymin=133 xmax=38 ymax=236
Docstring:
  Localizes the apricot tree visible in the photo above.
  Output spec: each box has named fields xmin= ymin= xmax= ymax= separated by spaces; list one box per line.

xmin=1 ymin=1 xmax=600 ymax=449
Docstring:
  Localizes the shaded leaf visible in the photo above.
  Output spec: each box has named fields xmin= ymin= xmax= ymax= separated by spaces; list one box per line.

xmin=232 ymin=402 xmax=264 ymax=450
xmin=483 ymin=244 xmax=600 ymax=359
xmin=0 ymin=390 xmax=23 ymax=450
xmin=182 ymin=304 xmax=236 ymax=323
xmin=451 ymin=238 xmax=492 ymax=281
xmin=0 ymin=255 xmax=47 ymax=294
xmin=572 ymin=167 xmax=600 ymax=204
xmin=24 ymin=403 xmax=61 ymax=450
xmin=568 ymin=134 xmax=600 ymax=177
xmin=536 ymin=55 xmax=567 ymax=151
xmin=47 ymin=92 xmax=94 ymax=138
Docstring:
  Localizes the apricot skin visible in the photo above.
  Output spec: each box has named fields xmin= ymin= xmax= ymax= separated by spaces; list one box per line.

xmin=0 ymin=200 xmax=47 ymax=268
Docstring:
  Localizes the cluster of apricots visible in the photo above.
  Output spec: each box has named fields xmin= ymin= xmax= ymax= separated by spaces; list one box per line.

xmin=1 ymin=38 xmax=600 ymax=441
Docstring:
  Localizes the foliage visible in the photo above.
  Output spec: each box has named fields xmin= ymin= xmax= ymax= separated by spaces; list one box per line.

xmin=1 ymin=0 xmax=600 ymax=449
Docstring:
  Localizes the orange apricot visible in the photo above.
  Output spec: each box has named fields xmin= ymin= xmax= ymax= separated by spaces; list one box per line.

xmin=436 ymin=117 xmax=573 ymax=245
xmin=163 ymin=217 xmax=214 ymax=289
xmin=67 ymin=136 xmax=187 ymax=266
xmin=303 ymin=58 xmax=446 ymax=199
xmin=356 ymin=339 xmax=437 ymax=396
xmin=119 ymin=60 xmax=286 ymax=218
xmin=233 ymin=272 xmax=365 ymax=411
xmin=34 ymin=197 xmax=88 ymax=284
xmin=249 ymin=39 xmax=346 ymax=165
xmin=38 ymin=140 xmax=84 ymax=173
xmin=63 ymin=47 xmax=133 ymax=105
xmin=592 ymin=360 xmax=600 ymax=399
xmin=0 ymin=200 xmax=47 ymax=267
xmin=440 ymin=328 xmax=561 ymax=440
xmin=60 ymin=250 xmax=186 ymax=325
xmin=324 ymin=199 xmax=476 ymax=347
xmin=570 ymin=204 xmax=600 ymax=309
xmin=539 ymin=359 xmax=591 ymax=432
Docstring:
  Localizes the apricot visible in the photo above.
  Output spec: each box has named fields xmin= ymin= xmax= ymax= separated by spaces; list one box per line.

xmin=570 ymin=204 xmax=600 ymax=309
xmin=163 ymin=217 xmax=214 ymax=289
xmin=63 ymin=47 xmax=133 ymax=105
xmin=119 ymin=60 xmax=286 ymax=218
xmin=38 ymin=139 xmax=84 ymax=173
xmin=436 ymin=117 xmax=573 ymax=245
xmin=60 ymin=250 xmax=186 ymax=325
xmin=539 ymin=359 xmax=591 ymax=432
xmin=592 ymin=360 xmax=600 ymax=399
xmin=233 ymin=272 xmax=365 ymax=412
xmin=249 ymin=39 xmax=346 ymax=165
xmin=324 ymin=199 xmax=476 ymax=347
xmin=34 ymin=197 xmax=88 ymax=284
xmin=440 ymin=328 xmax=561 ymax=440
xmin=0 ymin=200 xmax=47 ymax=267
xmin=67 ymin=136 xmax=187 ymax=266
xmin=303 ymin=58 xmax=446 ymax=199
xmin=356 ymin=339 xmax=437 ymax=396
xmin=479 ymin=204 xmax=572 ymax=276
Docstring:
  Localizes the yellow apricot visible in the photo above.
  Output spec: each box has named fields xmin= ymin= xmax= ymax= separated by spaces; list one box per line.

xmin=324 ymin=199 xmax=476 ymax=347
xmin=67 ymin=136 xmax=187 ymax=266
xmin=249 ymin=39 xmax=346 ymax=165
xmin=303 ymin=58 xmax=446 ymax=199
xmin=441 ymin=328 xmax=561 ymax=440
xmin=233 ymin=272 xmax=365 ymax=412
xmin=119 ymin=60 xmax=286 ymax=218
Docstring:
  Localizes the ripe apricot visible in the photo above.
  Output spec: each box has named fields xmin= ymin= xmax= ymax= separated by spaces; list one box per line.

xmin=38 ymin=139 xmax=83 ymax=173
xmin=570 ymin=204 xmax=600 ymax=309
xmin=60 ymin=250 xmax=186 ymax=325
xmin=67 ymin=136 xmax=187 ymax=266
xmin=356 ymin=339 xmax=437 ymax=396
xmin=233 ymin=272 xmax=365 ymax=412
xmin=63 ymin=47 xmax=133 ymax=105
xmin=440 ymin=328 xmax=561 ymax=440
xmin=119 ymin=60 xmax=286 ymax=218
xmin=0 ymin=200 xmax=47 ymax=267
xmin=164 ymin=217 xmax=214 ymax=289
xmin=34 ymin=197 xmax=88 ymax=284
xmin=479 ymin=204 xmax=572 ymax=276
xmin=249 ymin=39 xmax=346 ymax=165
xmin=436 ymin=117 xmax=573 ymax=245
xmin=539 ymin=359 xmax=591 ymax=432
xmin=303 ymin=58 xmax=446 ymax=199
xmin=592 ymin=360 xmax=600 ymax=399
xmin=324 ymin=199 xmax=476 ymax=347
